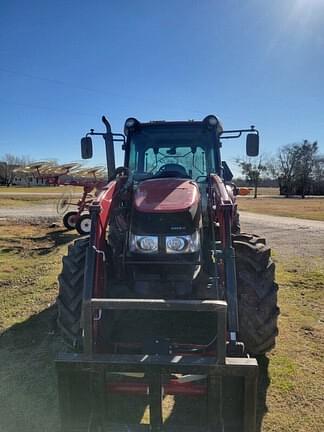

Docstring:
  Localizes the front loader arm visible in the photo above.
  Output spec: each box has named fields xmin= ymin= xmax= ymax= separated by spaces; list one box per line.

xmin=208 ymin=175 xmax=240 ymax=348
xmin=81 ymin=180 xmax=117 ymax=352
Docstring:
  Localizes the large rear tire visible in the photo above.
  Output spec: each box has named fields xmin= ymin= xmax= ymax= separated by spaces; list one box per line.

xmin=234 ymin=233 xmax=279 ymax=356
xmin=57 ymin=237 xmax=88 ymax=348
xmin=232 ymin=210 xmax=240 ymax=234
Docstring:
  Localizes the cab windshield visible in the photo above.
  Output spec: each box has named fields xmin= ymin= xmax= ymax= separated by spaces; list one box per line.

xmin=128 ymin=124 xmax=219 ymax=181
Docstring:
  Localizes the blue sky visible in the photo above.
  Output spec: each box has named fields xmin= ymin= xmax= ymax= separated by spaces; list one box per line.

xmin=1 ymin=0 xmax=323 ymax=173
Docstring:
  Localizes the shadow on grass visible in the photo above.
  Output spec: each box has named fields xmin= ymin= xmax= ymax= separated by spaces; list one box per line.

xmin=29 ymin=229 xmax=79 ymax=255
xmin=46 ymin=228 xmax=80 ymax=248
xmin=256 ymin=355 xmax=271 ymax=431
xmin=0 ymin=306 xmax=62 ymax=432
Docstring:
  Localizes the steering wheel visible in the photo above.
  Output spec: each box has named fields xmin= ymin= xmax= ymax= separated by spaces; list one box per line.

xmin=155 ymin=163 xmax=190 ymax=178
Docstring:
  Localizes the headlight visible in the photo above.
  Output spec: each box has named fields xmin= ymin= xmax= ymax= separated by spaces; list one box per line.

xmin=166 ymin=232 xmax=200 ymax=254
xmin=166 ymin=237 xmax=186 ymax=252
xmin=130 ymin=234 xmax=158 ymax=253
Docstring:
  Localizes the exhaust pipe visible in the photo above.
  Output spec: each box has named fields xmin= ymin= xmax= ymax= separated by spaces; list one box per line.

xmin=102 ymin=116 xmax=116 ymax=178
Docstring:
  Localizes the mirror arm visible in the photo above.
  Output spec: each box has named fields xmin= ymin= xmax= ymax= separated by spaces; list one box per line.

xmin=220 ymin=132 xmax=242 ymax=139
xmin=86 ymin=131 xmax=103 ymax=137
xmin=220 ymin=127 xmax=259 ymax=140
xmin=86 ymin=131 xmax=125 ymax=144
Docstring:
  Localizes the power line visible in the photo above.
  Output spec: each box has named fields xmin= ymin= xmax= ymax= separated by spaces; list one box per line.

xmin=0 ymin=67 xmax=207 ymax=116
xmin=0 ymin=97 xmax=93 ymax=117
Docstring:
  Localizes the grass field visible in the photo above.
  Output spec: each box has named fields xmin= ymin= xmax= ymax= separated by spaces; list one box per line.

xmin=0 ymin=221 xmax=323 ymax=431
xmin=0 ymin=186 xmax=82 ymax=208
xmin=238 ymin=186 xmax=324 ymax=222
xmin=0 ymin=197 xmax=57 ymax=207
xmin=0 ymin=222 xmax=79 ymax=432
xmin=264 ymin=258 xmax=324 ymax=431
xmin=238 ymin=196 xmax=324 ymax=221
xmin=254 ymin=187 xmax=280 ymax=196
xmin=0 ymin=186 xmax=80 ymax=194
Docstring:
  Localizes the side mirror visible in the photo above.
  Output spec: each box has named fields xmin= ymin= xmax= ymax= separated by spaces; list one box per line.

xmin=81 ymin=137 xmax=93 ymax=159
xmin=246 ymin=133 xmax=259 ymax=157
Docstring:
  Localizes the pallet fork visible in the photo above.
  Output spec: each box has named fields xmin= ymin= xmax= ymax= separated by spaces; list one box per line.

xmin=56 ymin=299 xmax=258 ymax=432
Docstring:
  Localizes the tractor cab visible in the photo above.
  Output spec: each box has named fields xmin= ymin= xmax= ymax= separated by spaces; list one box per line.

xmin=124 ymin=116 xmax=223 ymax=183
xmin=122 ymin=117 xmax=227 ymax=250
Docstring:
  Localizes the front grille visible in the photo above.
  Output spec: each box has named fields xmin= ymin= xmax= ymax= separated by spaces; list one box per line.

xmin=131 ymin=209 xmax=199 ymax=235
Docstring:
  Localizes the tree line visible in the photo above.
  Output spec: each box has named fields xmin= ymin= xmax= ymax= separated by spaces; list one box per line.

xmin=237 ymin=140 xmax=323 ymax=198
xmin=0 ymin=154 xmax=31 ymax=186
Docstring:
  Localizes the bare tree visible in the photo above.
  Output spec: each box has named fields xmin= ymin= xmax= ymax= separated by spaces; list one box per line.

xmin=275 ymin=141 xmax=318 ymax=198
xmin=313 ymin=154 xmax=324 ymax=179
xmin=275 ymin=144 xmax=300 ymax=197
xmin=294 ymin=141 xmax=318 ymax=198
xmin=237 ymin=157 xmax=267 ymax=198
xmin=0 ymin=154 xmax=31 ymax=186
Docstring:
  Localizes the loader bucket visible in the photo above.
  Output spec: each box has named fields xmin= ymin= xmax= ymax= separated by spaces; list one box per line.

xmin=56 ymin=299 xmax=258 ymax=432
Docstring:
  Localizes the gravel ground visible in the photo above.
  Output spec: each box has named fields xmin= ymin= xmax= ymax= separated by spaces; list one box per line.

xmin=0 ymin=203 xmax=58 ymax=219
xmin=240 ymin=211 xmax=324 ymax=259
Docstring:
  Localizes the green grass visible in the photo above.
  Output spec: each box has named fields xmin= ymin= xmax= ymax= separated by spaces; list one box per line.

xmin=0 ymin=196 xmax=57 ymax=208
xmin=0 ymin=185 xmax=80 ymax=194
xmin=262 ymin=256 xmax=324 ymax=431
xmin=0 ymin=222 xmax=78 ymax=329
xmin=270 ymin=355 xmax=297 ymax=393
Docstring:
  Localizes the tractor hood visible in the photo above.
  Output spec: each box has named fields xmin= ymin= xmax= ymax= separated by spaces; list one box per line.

xmin=134 ymin=178 xmax=200 ymax=214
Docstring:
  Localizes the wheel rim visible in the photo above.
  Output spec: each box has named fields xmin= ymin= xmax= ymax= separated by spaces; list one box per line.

xmin=57 ymin=192 xmax=72 ymax=215
xmin=80 ymin=218 xmax=91 ymax=233
xmin=67 ymin=214 xmax=77 ymax=228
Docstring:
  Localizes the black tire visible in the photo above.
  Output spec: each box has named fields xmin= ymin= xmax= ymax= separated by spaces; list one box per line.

xmin=57 ymin=237 xmax=88 ymax=348
xmin=232 ymin=210 xmax=240 ymax=234
xmin=234 ymin=233 xmax=279 ymax=356
xmin=63 ymin=211 xmax=79 ymax=230
xmin=76 ymin=214 xmax=92 ymax=236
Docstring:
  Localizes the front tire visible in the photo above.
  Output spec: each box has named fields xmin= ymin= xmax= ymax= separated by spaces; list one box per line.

xmin=57 ymin=237 xmax=88 ymax=348
xmin=234 ymin=233 xmax=279 ymax=356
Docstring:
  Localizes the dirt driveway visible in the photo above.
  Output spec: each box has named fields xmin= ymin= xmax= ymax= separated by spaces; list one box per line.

xmin=240 ymin=212 xmax=324 ymax=259
xmin=0 ymin=203 xmax=57 ymax=219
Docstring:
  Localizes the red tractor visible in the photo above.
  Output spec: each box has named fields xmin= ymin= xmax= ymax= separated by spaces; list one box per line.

xmin=56 ymin=115 xmax=279 ymax=431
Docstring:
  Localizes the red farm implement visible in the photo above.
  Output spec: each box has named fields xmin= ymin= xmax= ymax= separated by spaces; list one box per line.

xmin=57 ymin=166 xmax=107 ymax=235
